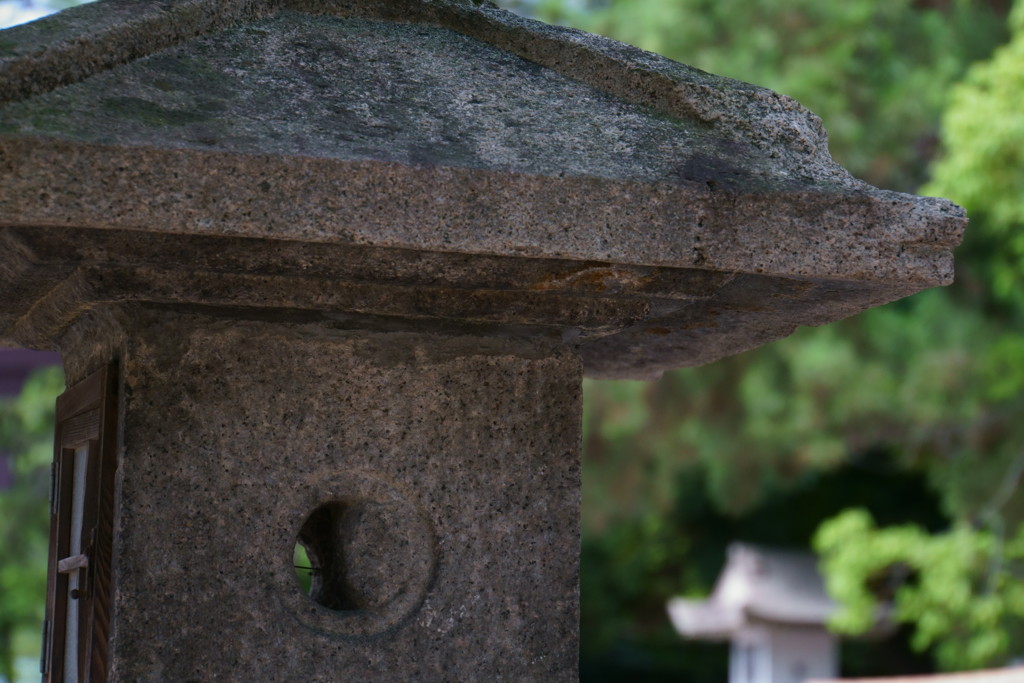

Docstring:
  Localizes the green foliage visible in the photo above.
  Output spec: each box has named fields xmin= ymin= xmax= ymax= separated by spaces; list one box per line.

xmin=585 ymin=287 xmax=1024 ymax=527
xmin=927 ymin=2 xmax=1024 ymax=309
xmin=809 ymin=6 xmax=1024 ymax=670
xmin=517 ymin=0 xmax=1024 ymax=675
xmin=816 ymin=509 xmax=1024 ymax=669
xmin=0 ymin=366 xmax=63 ymax=682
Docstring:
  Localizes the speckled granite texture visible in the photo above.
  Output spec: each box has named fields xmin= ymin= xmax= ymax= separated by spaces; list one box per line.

xmin=96 ymin=309 xmax=580 ymax=681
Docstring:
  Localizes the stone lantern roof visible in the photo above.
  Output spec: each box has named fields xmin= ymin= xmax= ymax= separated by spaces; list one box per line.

xmin=0 ymin=0 xmax=964 ymax=379
xmin=668 ymin=543 xmax=839 ymax=640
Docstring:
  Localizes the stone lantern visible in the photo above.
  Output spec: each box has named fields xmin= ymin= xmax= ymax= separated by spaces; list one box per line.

xmin=0 ymin=0 xmax=964 ymax=680
xmin=669 ymin=543 xmax=846 ymax=683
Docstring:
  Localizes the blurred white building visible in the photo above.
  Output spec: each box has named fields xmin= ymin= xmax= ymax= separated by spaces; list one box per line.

xmin=667 ymin=543 xmax=839 ymax=683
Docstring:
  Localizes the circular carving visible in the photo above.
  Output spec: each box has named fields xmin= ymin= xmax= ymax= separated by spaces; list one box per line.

xmin=279 ymin=471 xmax=435 ymax=638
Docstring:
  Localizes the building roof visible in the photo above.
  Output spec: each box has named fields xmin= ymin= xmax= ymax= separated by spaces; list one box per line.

xmin=0 ymin=0 xmax=965 ymax=378
xmin=668 ymin=542 xmax=837 ymax=639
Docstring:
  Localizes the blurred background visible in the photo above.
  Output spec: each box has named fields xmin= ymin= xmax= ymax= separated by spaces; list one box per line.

xmin=1 ymin=0 xmax=1022 ymax=680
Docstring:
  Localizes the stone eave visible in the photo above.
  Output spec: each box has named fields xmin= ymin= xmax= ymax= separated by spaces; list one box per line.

xmin=0 ymin=0 xmax=967 ymax=379
xmin=0 ymin=137 xmax=961 ymax=284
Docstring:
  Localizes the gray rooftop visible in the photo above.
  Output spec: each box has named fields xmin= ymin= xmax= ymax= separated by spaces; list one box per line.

xmin=0 ymin=0 xmax=966 ymax=378
xmin=668 ymin=543 xmax=836 ymax=639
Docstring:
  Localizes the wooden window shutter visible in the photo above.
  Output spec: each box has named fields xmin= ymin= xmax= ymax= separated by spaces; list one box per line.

xmin=42 ymin=363 xmax=118 ymax=682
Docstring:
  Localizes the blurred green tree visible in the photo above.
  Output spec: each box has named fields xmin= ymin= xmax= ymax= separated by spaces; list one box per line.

xmin=522 ymin=0 xmax=1022 ymax=676
xmin=816 ymin=1 xmax=1024 ymax=670
xmin=817 ymin=509 xmax=1024 ymax=670
xmin=928 ymin=0 xmax=1024 ymax=311
xmin=0 ymin=367 xmax=62 ymax=683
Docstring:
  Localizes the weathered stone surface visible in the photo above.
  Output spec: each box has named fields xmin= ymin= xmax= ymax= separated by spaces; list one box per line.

xmin=1 ymin=226 xmax=921 ymax=380
xmin=74 ymin=307 xmax=580 ymax=680
xmin=1 ymin=2 xmax=970 ymax=680
xmin=0 ymin=0 xmax=965 ymax=378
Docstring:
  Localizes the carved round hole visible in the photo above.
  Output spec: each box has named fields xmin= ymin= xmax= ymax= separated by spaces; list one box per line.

xmin=281 ymin=473 xmax=435 ymax=637
xmin=295 ymin=500 xmax=412 ymax=612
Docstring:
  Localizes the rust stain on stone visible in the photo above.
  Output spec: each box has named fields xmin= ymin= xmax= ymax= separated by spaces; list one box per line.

xmin=530 ymin=266 xmax=650 ymax=293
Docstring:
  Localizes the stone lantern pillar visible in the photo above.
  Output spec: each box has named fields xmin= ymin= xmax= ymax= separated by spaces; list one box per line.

xmin=0 ymin=0 xmax=964 ymax=680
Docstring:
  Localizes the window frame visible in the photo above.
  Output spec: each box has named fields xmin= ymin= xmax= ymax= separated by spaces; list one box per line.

xmin=42 ymin=363 xmax=118 ymax=683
